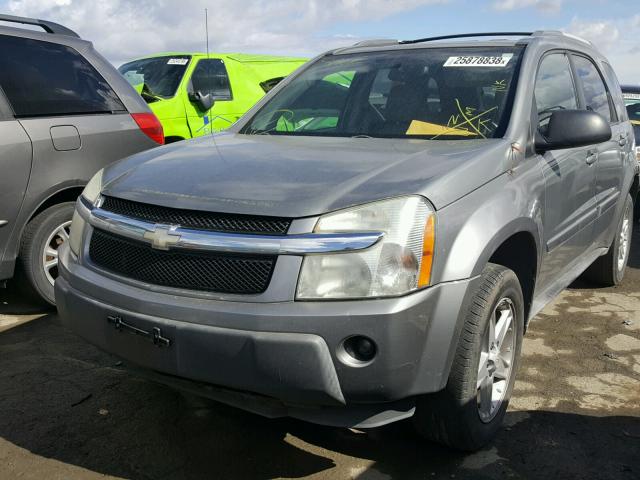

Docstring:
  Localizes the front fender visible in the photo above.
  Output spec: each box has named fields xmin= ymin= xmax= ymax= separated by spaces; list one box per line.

xmin=433 ymin=163 xmax=545 ymax=284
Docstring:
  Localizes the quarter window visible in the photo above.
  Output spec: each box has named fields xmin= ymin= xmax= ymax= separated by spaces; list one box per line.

xmin=534 ymin=53 xmax=578 ymax=134
xmin=190 ymin=59 xmax=232 ymax=100
xmin=572 ymin=55 xmax=612 ymax=123
xmin=0 ymin=35 xmax=125 ymax=117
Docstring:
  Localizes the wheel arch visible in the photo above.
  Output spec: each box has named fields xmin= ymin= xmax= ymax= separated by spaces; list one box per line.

xmin=472 ymin=219 xmax=541 ymax=324
xmin=3 ymin=182 xmax=84 ymax=271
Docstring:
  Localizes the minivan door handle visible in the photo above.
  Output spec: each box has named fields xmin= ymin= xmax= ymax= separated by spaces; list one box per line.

xmin=586 ymin=150 xmax=598 ymax=165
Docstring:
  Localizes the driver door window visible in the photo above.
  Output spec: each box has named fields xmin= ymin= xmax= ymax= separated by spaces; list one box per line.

xmin=572 ymin=55 xmax=613 ymax=123
xmin=534 ymin=53 xmax=578 ymax=135
xmin=190 ymin=59 xmax=232 ymax=100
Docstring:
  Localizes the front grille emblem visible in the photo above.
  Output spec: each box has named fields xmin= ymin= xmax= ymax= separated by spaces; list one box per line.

xmin=143 ymin=226 xmax=181 ymax=250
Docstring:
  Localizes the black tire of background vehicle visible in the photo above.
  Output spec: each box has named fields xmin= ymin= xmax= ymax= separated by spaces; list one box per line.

xmin=584 ymin=193 xmax=633 ymax=287
xmin=17 ymin=202 xmax=75 ymax=306
xmin=413 ymin=263 xmax=524 ymax=451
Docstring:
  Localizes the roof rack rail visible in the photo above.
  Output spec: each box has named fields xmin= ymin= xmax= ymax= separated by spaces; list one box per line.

xmin=0 ymin=13 xmax=80 ymax=38
xmin=400 ymin=32 xmax=534 ymax=45
xmin=351 ymin=39 xmax=399 ymax=48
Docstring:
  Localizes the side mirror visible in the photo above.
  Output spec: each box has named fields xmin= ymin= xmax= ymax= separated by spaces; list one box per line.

xmin=188 ymin=90 xmax=215 ymax=112
xmin=535 ymin=110 xmax=612 ymax=153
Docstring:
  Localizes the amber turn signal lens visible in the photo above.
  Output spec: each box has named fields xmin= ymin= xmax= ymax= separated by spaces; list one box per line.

xmin=418 ymin=215 xmax=435 ymax=288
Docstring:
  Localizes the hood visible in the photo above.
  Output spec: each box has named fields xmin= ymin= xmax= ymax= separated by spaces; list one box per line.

xmin=101 ymin=133 xmax=512 ymax=218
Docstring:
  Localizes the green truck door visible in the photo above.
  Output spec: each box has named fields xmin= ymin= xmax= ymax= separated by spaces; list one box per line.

xmin=184 ymin=58 xmax=241 ymax=136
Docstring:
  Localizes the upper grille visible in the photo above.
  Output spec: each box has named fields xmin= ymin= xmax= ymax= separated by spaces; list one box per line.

xmin=89 ymin=229 xmax=275 ymax=295
xmin=101 ymin=196 xmax=291 ymax=235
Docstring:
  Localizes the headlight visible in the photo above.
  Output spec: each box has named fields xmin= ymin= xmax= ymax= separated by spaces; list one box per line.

xmin=68 ymin=210 xmax=84 ymax=256
xmin=81 ymin=168 xmax=104 ymax=204
xmin=69 ymin=169 xmax=104 ymax=255
xmin=296 ymin=196 xmax=435 ymax=300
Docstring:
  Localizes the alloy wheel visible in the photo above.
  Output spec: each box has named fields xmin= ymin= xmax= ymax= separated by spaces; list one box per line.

xmin=617 ymin=202 xmax=632 ymax=273
xmin=42 ymin=220 xmax=72 ymax=286
xmin=477 ymin=297 xmax=516 ymax=423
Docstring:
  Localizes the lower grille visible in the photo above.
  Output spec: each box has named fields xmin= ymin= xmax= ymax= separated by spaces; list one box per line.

xmin=89 ymin=229 xmax=275 ymax=294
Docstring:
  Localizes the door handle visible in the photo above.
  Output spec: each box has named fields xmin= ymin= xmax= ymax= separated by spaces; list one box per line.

xmin=586 ymin=150 xmax=598 ymax=165
xmin=619 ymin=134 xmax=628 ymax=147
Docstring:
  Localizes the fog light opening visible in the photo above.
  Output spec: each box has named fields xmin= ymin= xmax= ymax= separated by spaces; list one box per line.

xmin=338 ymin=336 xmax=378 ymax=367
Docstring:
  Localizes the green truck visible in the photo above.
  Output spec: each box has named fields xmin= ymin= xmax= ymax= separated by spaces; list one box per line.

xmin=118 ymin=53 xmax=307 ymax=142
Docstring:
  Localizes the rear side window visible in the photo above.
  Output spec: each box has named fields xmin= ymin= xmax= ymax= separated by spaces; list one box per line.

xmin=572 ymin=55 xmax=613 ymax=123
xmin=0 ymin=35 xmax=125 ymax=117
xmin=534 ymin=53 xmax=578 ymax=134
xmin=601 ymin=62 xmax=627 ymax=122
xmin=189 ymin=59 xmax=232 ymax=100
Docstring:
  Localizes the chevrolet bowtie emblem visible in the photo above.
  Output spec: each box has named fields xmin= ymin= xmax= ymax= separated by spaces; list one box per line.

xmin=143 ymin=226 xmax=181 ymax=250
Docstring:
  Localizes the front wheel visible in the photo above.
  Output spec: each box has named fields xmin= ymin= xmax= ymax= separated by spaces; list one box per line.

xmin=17 ymin=202 xmax=75 ymax=306
xmin=413 ymin=264 xmax=524 ymax=451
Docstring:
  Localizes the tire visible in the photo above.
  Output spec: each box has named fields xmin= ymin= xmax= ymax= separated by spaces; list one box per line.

xmin=584 ymin=193 xmax=633 ymax=287
xmin=17 ymin=202 xmax=75 ymax=306
xmin=413 ymin=263 xmax=524 ymax=451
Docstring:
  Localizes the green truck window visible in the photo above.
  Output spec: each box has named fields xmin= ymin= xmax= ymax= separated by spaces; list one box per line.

xmin=190 ymin=59 xmax=232 ymax=100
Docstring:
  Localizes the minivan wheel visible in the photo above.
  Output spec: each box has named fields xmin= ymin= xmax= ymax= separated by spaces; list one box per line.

xmin=17 ymin=202 xmax=75 ymax=306
xmin=584 ymin=193 xmax=633 ymax=287
xmin=413 ymin=263 xmax=524 ymax=451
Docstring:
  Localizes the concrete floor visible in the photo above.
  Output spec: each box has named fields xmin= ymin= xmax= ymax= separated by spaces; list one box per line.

xmin=0 ymin=226 xmax=639 ymax=480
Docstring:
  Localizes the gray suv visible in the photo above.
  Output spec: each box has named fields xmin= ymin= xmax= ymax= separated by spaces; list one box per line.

xmin=56 ymin=31 xmax=637 ymax=450
xmin=0 ymin=14 xmax=163 ymax=304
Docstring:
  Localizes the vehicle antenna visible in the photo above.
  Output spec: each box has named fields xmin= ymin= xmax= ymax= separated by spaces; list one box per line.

xmin=204 ymin=8 xmax=215 ymax=138
xmin=205 ymin=8 xmax=210 ymax=59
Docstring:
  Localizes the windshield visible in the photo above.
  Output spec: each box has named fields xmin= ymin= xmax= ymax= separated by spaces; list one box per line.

xmin=118 ymin=55 xmax=191 ymax=99
xmin=242 ymin=47 xmax=524 ymax=139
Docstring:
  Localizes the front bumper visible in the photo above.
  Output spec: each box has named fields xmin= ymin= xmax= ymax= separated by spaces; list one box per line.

xmin=55 ymin=244 xmax=478 ymax=427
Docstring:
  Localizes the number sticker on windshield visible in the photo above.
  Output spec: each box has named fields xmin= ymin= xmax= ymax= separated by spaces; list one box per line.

xmin=167 ymin=58 xmax=189 ymax=65
xmin=444 ymin=54 xmax=513 ymax=68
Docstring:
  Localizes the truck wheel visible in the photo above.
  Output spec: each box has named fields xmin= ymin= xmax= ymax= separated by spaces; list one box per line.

xmin=584 ymin=193 xmax=633 ymax=287
xmin=413 ymin=263 xmax=524 ymax=451
xmin=17 ymin=202 xmax=75 ymax=306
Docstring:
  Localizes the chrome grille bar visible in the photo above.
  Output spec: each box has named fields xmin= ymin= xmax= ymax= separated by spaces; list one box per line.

xmin=77 ymin=196 xmax=383 ymax=256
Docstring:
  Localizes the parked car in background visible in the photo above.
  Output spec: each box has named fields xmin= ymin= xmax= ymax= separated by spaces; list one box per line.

xmin=118 ymin=53 xmax=307 ymax=142
xmin=0 ymin=14 xmax=164 ymax=305
xmin=622 ymin=85 xmax=640 ymax=141
xmin=57 ymin=31 xmax=637 ymax=451
xmin=621 ymin=85 xmax=640 ymax=219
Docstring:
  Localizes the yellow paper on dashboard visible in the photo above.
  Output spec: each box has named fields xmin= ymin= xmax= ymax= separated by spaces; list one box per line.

xmin=406 ymin=120 xmax=476 ymax=137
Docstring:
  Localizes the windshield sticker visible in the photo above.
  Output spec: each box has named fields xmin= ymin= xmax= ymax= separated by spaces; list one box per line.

xmin=444 ymin=54 xmax=513 ymax=68
xmin=623 ymin=93 xmax=640 ymax=100
xmin=167 ymin=58 xmax=189 ymax=65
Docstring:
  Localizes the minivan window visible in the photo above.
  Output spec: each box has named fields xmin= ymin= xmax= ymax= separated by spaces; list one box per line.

xmin=190 ymin=59 xmax=232 ymax=100
xmin=243 ymin=47 xmax=524 ymax=139
xmin=572 ymin=55 xmax=612 ymax=123
xmin=0 ymin=35 xmax=125 ymax=117
xmin=534 ymin=53 xmax=578 ymax=134
xmin=119 ymin=55 xmax=191 ymax=99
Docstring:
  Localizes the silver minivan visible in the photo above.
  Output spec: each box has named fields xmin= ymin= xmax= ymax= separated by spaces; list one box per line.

xmin=0 ymin=14 xmax=163 ymax=304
